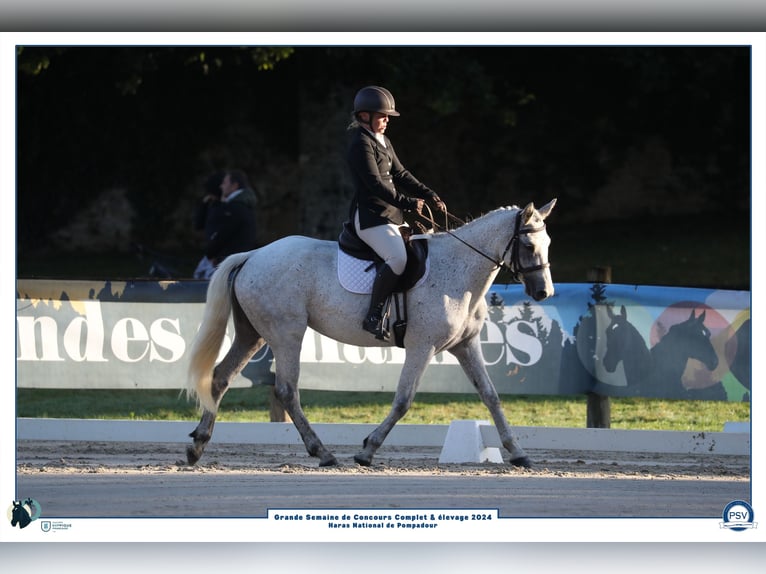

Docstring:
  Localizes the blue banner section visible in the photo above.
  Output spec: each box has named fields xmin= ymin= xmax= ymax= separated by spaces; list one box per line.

xmin=481 ymin=283 xmax=750 ymax=402
xmin=16 ymin=280 xmax=750 ymax=401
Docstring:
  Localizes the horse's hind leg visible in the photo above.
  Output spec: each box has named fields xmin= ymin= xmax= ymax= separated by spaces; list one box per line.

xmin=449 ymin=336 xmax=531 ymax=468
xmin=270 ymin=336 xmax=338 ymax=467
xmin=187 ymin=296 xmax=265 ymax=466
xmin=187 ymin=409 xmax=217 ymax=465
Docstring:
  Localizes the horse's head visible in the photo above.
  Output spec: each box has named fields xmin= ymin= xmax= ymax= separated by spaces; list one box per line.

xmin=602 ymin=304 xmax=628 ymax=373
xmin=509 ymin=199 xmax=556 ymax=301
xmin=602 ymin=304 xmax=653 ymax=383
xmin=671 ymin=309 xmax=719 ymax=371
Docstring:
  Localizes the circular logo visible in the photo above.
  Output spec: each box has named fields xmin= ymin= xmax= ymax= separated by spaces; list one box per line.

xmin=722 ymin=500 xmax=755 ymax=531
xmin=7 ymin=498 xmax=42 ymax=530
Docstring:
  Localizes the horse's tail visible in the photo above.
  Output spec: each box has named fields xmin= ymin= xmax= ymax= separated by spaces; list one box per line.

xmin=186 ymin=252 xmax=251 ymax=414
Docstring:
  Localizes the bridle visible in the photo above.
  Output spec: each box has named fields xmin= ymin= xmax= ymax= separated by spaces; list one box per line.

xmin=418 ymin=207 xmax=550 ymax=283
xmin=501 ymin=210 xmax=550 ymax=283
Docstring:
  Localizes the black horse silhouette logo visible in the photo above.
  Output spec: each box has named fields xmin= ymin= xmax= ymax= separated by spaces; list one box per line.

xmin=602 ymin=305 xmax=719 ymax=397
xmin=9 ymin=498 xmax=41 ymax=530
xmin=11 ymin=500 xmax=32 ymax=529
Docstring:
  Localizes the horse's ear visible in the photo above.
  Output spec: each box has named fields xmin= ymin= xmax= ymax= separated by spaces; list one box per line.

xmin=698 ymin=309 xmax=706 ymax=323
xmin=537 ymin=198 xmax=557 ymax=220
xmin=522 ymin=202 xmax=536 ymax=223
xmin=620 ymin=305 xmax=627 ymax=318
xmin=606 ymin=303 xmax=614 ymax=318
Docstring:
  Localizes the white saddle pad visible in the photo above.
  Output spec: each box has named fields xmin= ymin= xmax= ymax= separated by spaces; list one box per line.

xmin=337 ymin=248 xmax=429 ymax=294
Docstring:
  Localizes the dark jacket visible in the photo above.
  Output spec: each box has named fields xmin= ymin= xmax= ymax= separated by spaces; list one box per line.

xmin=193 ymin=198 xmax=222 ymax=237
xmin=205 ymin=189 xmax=258 ymax=262
xmin=347 ymin=127 xmax=437 ymax=229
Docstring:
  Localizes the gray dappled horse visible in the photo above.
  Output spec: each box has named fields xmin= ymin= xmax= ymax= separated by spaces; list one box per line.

xmin=186 ymin=200 xmax=556 ymax=468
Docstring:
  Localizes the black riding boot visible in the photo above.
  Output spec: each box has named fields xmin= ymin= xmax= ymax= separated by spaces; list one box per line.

xmin=363 ymin=264 xmax=400 ymax=340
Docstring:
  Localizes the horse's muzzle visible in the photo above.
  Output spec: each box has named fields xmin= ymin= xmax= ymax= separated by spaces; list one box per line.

xmin=532 ymin=289 xmax=551 ymax=302
xmin=526 ymin=281 xmax=553 ymax=301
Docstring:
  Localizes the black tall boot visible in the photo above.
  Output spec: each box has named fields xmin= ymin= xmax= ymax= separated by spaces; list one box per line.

xmin=362 ymin=264 xmax=400 ymax=340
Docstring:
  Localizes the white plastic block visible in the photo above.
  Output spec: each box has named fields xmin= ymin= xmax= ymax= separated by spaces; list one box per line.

xmin=438 ymin=420 xmax=504 ymax=464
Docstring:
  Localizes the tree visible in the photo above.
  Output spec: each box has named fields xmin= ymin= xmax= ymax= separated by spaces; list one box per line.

xmin=17 ymin=45 xmax=750 ymax=261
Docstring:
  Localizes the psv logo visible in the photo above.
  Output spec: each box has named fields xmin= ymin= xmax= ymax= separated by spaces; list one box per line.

xmin=721 ymin=500 xmax=757 ymax=531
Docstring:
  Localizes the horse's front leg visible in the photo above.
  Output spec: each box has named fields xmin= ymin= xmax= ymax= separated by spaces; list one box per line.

xmin=354 ymin=347 xmax=433 ymax=466
xmin=449 ymin=336 xmax=531 ymax=468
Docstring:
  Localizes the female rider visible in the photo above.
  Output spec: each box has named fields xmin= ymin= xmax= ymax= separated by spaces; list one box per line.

xmin=346 ymin=85 xmax=446 ymax=339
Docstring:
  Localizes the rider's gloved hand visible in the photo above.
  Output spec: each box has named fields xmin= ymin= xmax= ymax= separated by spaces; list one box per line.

xmin=431 ymin=195 xmax=447 ymax=213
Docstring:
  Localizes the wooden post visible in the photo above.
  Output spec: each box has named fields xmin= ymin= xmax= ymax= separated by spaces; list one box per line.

xmin=586 ymin=266 xmax=612 ymax=429
xmin=586 ymin=266 xmax=612 ymax=284
xmin=586 ymin=393 xmax=611 ymax=428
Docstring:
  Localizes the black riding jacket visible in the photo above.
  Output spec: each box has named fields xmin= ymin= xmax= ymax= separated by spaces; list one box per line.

xmin=347 ymin=127 xmax=437 ymax=229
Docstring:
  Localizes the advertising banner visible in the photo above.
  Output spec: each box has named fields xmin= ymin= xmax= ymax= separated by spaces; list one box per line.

xmin=16 ymin=279 xmax=750 ymax=401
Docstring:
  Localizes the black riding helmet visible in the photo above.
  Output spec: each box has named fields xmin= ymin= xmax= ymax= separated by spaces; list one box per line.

xmin=353 ymin=86 xmax=400 ymax=117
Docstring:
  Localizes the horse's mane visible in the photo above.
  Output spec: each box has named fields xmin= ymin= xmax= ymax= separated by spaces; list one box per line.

xmin=440 ymin=205 xmax=520 ymax=234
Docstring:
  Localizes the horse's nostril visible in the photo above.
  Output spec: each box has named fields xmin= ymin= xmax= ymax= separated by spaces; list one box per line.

xmin=535 ymin=290 xmax=547 ymax=301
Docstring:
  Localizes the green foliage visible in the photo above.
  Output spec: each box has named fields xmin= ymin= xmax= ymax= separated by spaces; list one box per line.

xmin=16 ymin=45 xmax=750 ymax=284
xmin=16 ymin=46 xmax=54 ymax=75
xmin=17 ymin=46 xmax=296 ymax=84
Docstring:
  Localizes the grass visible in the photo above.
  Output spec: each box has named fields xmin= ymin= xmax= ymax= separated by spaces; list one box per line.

xmin=16 ymin=387 xmax=750 ymax=432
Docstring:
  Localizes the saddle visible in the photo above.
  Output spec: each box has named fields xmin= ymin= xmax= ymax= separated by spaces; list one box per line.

xmin=337 ymin=219 xmax=429 ymax=293
xmin=337 ymin=220 xmax=429 ymax=348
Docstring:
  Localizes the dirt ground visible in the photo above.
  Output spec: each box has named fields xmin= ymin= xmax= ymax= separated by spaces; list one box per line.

xmin=14 ymin=440 xmax=751 ymax=521
xmin=17 ymin=438 xmax=750 ymax=479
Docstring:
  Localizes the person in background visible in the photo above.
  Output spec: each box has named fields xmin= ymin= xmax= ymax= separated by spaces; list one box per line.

xmin=193 ymin=169 xmax=258 ymax=278
xmin=346 ymin=85 xmax=446 ymax=339
xmin=193 ymin=171 xmax=225 ymax=279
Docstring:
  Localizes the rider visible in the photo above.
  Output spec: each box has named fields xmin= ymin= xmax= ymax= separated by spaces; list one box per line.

xmin=346 ymin=85 xmax=446 ymax=339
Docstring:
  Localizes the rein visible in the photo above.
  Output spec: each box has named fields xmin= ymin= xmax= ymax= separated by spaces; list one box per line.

xmin=417 ymin=207 xmax=549 ymax=282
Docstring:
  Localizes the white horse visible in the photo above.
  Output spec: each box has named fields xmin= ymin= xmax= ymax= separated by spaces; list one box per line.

xmin=186 ymin=199 xmax=557 ymax=468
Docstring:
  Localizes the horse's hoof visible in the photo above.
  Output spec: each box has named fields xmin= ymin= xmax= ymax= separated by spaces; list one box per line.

xmin=189 ymin=429 xmax=210 ymax=443
xmin=510 ymin=456 xmax=532 ymax=468
xmin=186 ymin=445 xmax=201 ymax=466
xmin=353 ymin=454 xmax=372 ymax=467
xmin=319 ymin=455 xmax=338 ymax=467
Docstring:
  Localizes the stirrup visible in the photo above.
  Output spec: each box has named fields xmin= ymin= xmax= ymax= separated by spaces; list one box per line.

xmin=363 ymin=314 xmax=390 ymax=341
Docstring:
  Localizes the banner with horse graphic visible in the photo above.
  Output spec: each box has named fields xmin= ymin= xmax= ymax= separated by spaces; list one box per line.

xmin=16 ymin=279 xmax=750 ymax=402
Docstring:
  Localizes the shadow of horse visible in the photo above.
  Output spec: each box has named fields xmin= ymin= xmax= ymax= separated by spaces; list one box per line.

xmin=602 ymin=304 xmax=721 ymax=398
